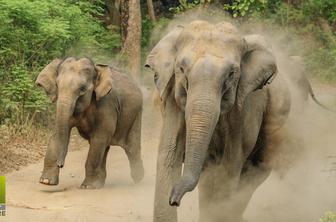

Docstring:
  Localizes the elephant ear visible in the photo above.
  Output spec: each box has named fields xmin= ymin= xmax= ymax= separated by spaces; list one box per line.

xmin=35 ymin=58 xmax=62 ymax=103
xmin=236 ymin=34 xmax=277 ymax=108
xmin=94 ymin=64 xmax=114 ymax=101
xmin=145 ymin=26 xmax=184 ymax=102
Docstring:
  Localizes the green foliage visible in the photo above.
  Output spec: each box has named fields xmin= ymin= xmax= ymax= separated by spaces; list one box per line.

xmin=141 ymin=17 xmax=170 ymax=50
xmin=169 ymin=0 xmax=209 ymax=13
xmin=222 ymin=0 xmax=336 ymax=26
xmin=320 ymin=211 xmax=336 ymax=222
xmin=302 ymin=0 xmax=336 ymax=25
xmin=0 ymin=0 xmax=121 ymax=125
xmin=142 ymin=18 xmax=155 ymax=49
xmin=250 ymin=1 xmax=336 ymax=81
xmin=224 ymin=0 xmax=268 ymax=17
xmin=305 ymin=38 xmax=336 ymax=81
xmin=257 ymin=0 xmax=336 ymax=27
xmin=0 ymin=65 xmax=48 ymax=124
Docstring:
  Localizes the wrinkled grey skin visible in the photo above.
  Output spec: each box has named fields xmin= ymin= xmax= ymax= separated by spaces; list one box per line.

xmin=145 ymin=21 xmax=291 ymax=222
xmin=36 ymin=57 xmax=144 ymax=188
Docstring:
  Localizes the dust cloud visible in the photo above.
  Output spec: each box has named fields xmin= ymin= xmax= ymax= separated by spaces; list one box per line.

xmin=6 ymin=7 xmax=335 ymax=222
xmin=145 ymin=8 xmax=336 ymax=222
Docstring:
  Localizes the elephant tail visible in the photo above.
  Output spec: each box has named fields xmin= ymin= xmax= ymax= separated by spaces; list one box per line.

xmin=308 ymin=82 xmax=336 ymax=113
xmin=288 ymin=55 xmax=335 ymax=113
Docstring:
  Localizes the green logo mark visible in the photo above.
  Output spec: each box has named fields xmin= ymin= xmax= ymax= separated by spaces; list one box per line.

xmin=0 ymin=176 xmax=5 ymax=216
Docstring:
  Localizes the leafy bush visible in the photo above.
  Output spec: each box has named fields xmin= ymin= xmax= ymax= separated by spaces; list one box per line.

xmin=224 ymin=0 xmax=268 ymax=17
xmin=223 ymin=0 xmax=336 ymax=26
xmin=320 ymin=211 xmax=336 ymax=222
xmin=0 ymin=0 xmax=121 ymax=125
xmin=142 ymin=18 xmax=155 ymax=49
xmin=244 ymin=0 xmax=336 ymax=81
xmin=0 ymin=65 xmax=48 ymax=124
xmin=169 ymin=0 xmax=206 ymax=13
xmin=301 ymin=0 xmax=336 ymax=25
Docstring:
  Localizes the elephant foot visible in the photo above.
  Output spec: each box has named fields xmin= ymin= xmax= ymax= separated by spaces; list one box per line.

xmin=130 ymin=159 xmax=144 ymax=183
xmin=39 ymin=167 xmax=59 ymax=185
xmin=80 ymin=176 xmax=105 ymax=189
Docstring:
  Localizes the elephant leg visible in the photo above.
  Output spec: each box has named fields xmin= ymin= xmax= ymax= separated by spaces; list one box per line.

xmin=215 ymin=137 xmax=271 ymax=222
xmin=124 ymin=111 xmax=144 ymax=183
xmin=231 ymin=163 xmax=271 ymax=222
xmin=213 ymin=143 xmax=245 ymax=201
xmin=154 ymin=132 xmax=184 ymax=222
xmin=198 ymin=165 xmax=215 ymax=222
xmin=40 ymin=134 xmax=60 ymax=185
xmin=153 ymin=96 xmax=185 ymax=222
xmin=81 ymin=135 xmax=110 ymax=189
xmin=99 ymin=146 xmax=110 ymax=178
xmin=200 ymin=144 xmax=245 ymax=222
xmin=202 ymin=166 xmax=269 ymax=222
xmin=198 ymin=164 xmax=242 ymax=222
xmin=229 ymin=140 xmax=271 ymax=222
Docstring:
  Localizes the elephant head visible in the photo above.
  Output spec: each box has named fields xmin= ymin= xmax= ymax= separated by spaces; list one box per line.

xmin=36 ymin=57 xmax=113 ymax=168
xmin=145 ymin=21 xmax=277 ymax=206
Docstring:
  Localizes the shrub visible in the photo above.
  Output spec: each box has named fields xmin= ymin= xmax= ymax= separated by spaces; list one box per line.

xmin=224 ymin=0 xmax=268 ymax=17
xmin=320 ymin=211 xmax=336 ymax=222
xmin=0 ymin=65 xmax=48 ymax=125
xmin=250 ymin=1 xmax=336 ymax=81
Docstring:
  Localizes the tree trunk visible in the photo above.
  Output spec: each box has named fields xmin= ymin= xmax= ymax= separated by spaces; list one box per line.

xmin=105 ymin=0 xmax=121 ymax=26
xmin=147 ymin=0 xmax=156 ymax=22
xmin=120 ymin=0 xmax=129 ymax=43
xmin=120 ymin=0 xmax=142 ymax=80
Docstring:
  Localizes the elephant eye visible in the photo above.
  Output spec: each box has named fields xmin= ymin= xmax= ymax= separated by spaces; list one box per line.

xmin=154 ymin=73 xmax=159 ymax=84
xmin=180 ymin=67 xmax=185 ymax=73
xmin=80 ymin=85 xmax=87 ymax=92
xmin=184 ymin=76 xmax=188 ymax=90
xmin=229 ymin=70 xmax=235 ymax=78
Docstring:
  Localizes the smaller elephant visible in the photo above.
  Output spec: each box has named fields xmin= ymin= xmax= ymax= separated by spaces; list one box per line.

xmin=36 ymin=57 xmax=144 ymax=189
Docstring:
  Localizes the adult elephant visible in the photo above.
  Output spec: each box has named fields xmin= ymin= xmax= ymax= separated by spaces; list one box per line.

xmin=145 ymin=21 xmax=291 ymax=222
xmin=36 ymin=57 xmax=144 ymax=188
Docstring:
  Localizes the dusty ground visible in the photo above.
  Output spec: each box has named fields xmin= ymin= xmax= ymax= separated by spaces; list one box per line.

xmin=3 ymin=85 xmax=336 ymax=222
xmin=0 ymin=126 xmax=47 ymax=174
xmin=0 ymin=126 xmax=83 ymax=175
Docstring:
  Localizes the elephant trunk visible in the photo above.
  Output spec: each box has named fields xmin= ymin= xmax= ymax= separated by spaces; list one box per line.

xmin=55 ymin=96 xmax=75 ymax=168
xmin=169 ymin=89 xmax=220 ymax=206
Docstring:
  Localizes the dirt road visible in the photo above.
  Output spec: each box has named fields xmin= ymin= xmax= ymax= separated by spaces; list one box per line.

xmin=3 ymin=102 xmax=199 ymax=222
xmin=4 ymin=87 xmax=336 ymax=222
